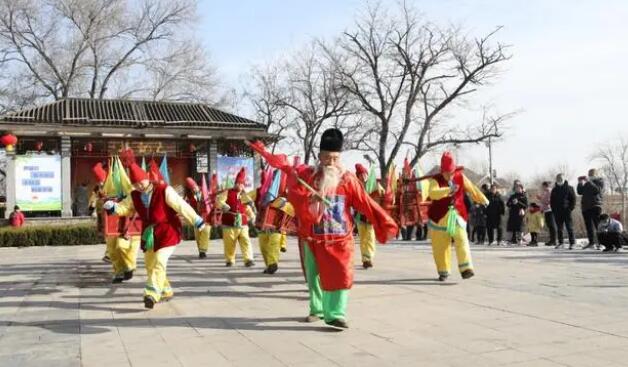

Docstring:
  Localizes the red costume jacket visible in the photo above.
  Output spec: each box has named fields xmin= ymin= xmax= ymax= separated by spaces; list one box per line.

xmin=221 ymin=189 xmax=249 ymax=227
xmin=427 ymin=172 xmax=468 ymax=223
xmin=131 ymin=183 xmax=182 ymax=251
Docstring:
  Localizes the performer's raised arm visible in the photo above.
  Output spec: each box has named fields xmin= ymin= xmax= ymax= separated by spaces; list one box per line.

xmin=463 ymin=175 xmax=489 ymax=205
xmin=164 ymin=186 xmax=204 ymax=230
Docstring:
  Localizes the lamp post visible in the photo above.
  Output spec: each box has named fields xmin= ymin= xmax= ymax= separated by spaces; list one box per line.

xmin=486 ymin=137 xmax=493 ymax=185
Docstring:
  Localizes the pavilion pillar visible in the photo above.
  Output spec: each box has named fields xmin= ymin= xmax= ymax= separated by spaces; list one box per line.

xmin=61 ymin=136 xmax=73 ymax=217
xmin=4 ymin=149 xmax=16 ymax=219
xmin=208 ymin=139 xmax=217 ymax=174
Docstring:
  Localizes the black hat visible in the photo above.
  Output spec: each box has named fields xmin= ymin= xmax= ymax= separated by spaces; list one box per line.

xmin=320 ymin=128 xmax=343 ymax=152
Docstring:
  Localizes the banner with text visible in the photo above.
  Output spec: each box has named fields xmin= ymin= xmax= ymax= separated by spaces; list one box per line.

xmin=15 ymin=155 xmax=62 ymax=211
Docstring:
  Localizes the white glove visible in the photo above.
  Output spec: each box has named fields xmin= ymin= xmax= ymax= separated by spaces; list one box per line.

xmin=221 ymin=204 xmax=231 ymax=212
xmin=103 ymin=201 xmax=115 ymax=211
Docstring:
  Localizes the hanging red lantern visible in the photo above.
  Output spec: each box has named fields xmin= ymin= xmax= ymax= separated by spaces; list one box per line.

xmin=35 ymin=140 xmax=44 ymax=152
xmin=0 ymin=133 xmax=17 ymax=152
xmin=84 ymin=142 xmax=93 ymax=152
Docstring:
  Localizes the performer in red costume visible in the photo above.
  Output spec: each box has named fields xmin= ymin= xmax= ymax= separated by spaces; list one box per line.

xmin=249 ymin=129 xmax=398 ymax=329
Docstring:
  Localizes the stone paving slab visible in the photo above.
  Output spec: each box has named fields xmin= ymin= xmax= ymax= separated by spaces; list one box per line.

xmin=0 ymin=239 xmax=627 ymax=367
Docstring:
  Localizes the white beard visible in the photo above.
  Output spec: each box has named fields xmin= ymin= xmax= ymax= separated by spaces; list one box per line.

xmin=316 ymin=165 xmax=343 ymax=196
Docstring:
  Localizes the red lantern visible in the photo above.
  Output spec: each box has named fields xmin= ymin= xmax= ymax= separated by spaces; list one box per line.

xmin=0 ymin=134 xmax=17 ymax=152
xmin=84 ymin=142 xmax=93 ymax=152
xmin=35 ymin=141 xmax=44 ymax=152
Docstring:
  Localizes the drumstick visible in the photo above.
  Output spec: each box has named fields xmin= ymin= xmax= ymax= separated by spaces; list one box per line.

xmin=296 ymin=177 xmax=332 ymax=207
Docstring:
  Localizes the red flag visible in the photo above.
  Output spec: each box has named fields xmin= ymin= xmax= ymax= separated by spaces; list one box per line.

xmin=209 ymin=172 xmax=218 ymax=195
xmin=148 ymin=158 xmax=163 ymax=182
xmin=200 ymin=174 xmax=211 ymax=215
xmin=403 ymin=157 xmax=412 ymax=179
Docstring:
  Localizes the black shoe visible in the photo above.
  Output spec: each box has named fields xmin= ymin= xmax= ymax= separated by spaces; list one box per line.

xmin=461 ymin=269 xmax=475 ymax=279
xmin=280 ymin=247 xmax=287 ymax=253
xmin=545 ymin=242 xmax=555 ymax=247
xmin=362 ymin=260 xmax=373 ymax=269
xmin=527 ymin=243 xmax=538 ymax=247
xmin=325 ymin=319 xmax=349 ymax=329
xmin=244 ymin=260 xmax=255 ymax=267
xmin=568 ymin=244 xmax=574 ymax=250
xmin=225 ymin=261 xmax=233 ymax=267
xmin=144 ymin=296 xmax=156 ymax=309
xmin=555 ymin=243 xmax=564 ymax=249
xmin=305 ymin=315 xmax=322 ymax=323
xmin=112 ymin=276 xmax=124 ymax=284
xmin=262 ymin=268 xmax=269 ymax=274
xmin=438 ymin=274 xmax=448 ymax=282
xmin=102 ymin=255 xmax=111 ymax=263
xmin=123 ymin=270 xmax=134 ymax=280
xmin=266 ymin=263 xmax=278 ymax=274
xmin=199 ymin=252 xmax=207 ymax=259
xmin=603 ymin=246 xmax=614 ymax=252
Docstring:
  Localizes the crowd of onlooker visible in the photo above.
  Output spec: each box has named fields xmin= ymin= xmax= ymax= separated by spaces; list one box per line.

xmin=464 ymin=169 xmax=627 ymax=252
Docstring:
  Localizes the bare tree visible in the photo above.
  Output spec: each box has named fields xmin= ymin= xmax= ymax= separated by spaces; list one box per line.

xmin=325 ymin=2 xmax=512 ymax=180
xmin=246 ymin=42 xmax=353 ymax=164
xmin=593 ymin=137 xmax=628 ymax=224
xmin=0 ymin=0 xmax=220 ymax=109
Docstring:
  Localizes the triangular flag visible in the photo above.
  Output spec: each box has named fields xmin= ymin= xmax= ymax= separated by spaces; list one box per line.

xmin=415 ymin=161 xmax=429 ymax=202
xmin=365 ymin=166 xmax=377 ymax=194
xmin=200 ymin=174 xmax=211 ymax=215
xmin=159 ymin=154 xmax=170 ymax=184
xmin=141 ymin=157 xmax=147 ymax=171
xmin=209 ymin=172 xmax=218 ymax=195
xmin=263 ymin=169 xmax=282 ymax=206
xmin=116 ymin=156 xmax=133 ymax=196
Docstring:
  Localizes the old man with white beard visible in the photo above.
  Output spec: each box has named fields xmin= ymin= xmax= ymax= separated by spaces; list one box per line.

xmin=249 ymin=128 xmax=398 ymax=329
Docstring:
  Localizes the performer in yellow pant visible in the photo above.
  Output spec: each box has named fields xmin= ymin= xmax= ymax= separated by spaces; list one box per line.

xmin=223 ymin=226 xmax=254 ymax=266
xmin=280 ymin=231 xmax=288 ymax=252
xmin=195 ymin=225 xmax=212 ymax=258
xmin=106 ymin=235 xmax=140 ymax=283
xmin=426 ymin=152 xmax=488 ymax=281
xmin=144 ymin=246 xmax=175 ymax=302
xmin=258 ymin=231 xmax=282 ymax=274
xmin=357 ymin=222 xmax=376 ymax=268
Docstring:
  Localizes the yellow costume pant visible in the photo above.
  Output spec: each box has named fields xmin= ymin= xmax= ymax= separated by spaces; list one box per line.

xmin=429 ymin=221 xmax=473 ymax=277
xmin=357 ymin=223 xmax=376 ymax=262
xmin=280 ymin=232 xmax=287 ymax=251
xmin=195 ymin=225 xmax=212 ymax=253
xmin=258 ymin=231 xmax=282 ymax=266
xmin=222 ymin=226 xmax=252 ymax=263
xmin=144 ymin=246 xmax=175 ymax=302
xmin=106 ymin=235 xmax=140 ymax=277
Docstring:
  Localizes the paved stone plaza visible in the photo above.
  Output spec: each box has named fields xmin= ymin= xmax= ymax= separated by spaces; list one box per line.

xmin=0 ymin=239 xmax=627 ymax=367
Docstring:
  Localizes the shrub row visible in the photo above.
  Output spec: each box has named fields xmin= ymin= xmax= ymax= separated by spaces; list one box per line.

xmin=0 ymin=223 xmax=258 ymax=247
xmin=0 ymin=224 xmax=102 ymax=247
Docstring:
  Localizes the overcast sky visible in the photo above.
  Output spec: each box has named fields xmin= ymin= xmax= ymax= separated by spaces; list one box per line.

xmin=198 ymin=0 xmax=628 ymax=184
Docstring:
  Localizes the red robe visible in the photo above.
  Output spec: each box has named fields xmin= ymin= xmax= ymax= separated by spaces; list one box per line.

xmin=288 ymin=165 xmax=398 ymax=290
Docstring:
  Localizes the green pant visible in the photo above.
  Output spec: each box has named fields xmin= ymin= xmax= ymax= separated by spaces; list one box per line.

xmin=303 ymin=244 xmax=349 ymax=322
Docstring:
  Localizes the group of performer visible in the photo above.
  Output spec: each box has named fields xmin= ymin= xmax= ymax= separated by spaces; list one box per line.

xmin=92 ymin=128 xmax=488 ymax=329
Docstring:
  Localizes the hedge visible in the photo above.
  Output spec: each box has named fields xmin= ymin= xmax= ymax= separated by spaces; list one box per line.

xmin=0 ymin=223 xmax=257 ymax=247
xmin=0 ymin=224 xmax=102 ymax=247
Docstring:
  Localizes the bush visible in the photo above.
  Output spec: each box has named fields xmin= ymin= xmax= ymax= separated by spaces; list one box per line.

xmin=0 ymin=224 xmax=103 ymax=247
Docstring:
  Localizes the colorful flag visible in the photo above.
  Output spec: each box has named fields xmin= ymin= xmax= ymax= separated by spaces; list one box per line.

xmin=141 ymin=156 xmax=146 ymax=171
xmin=263 ymin=169 xmax=282 ymax=206
xmin=159 ymin=154 xmax=170 ymax=184
xmin=365 ymin=165 xmax=377 ymax=194
xmin=200 ymin=174 xmax=211 ymax=214
xmin=415 ymin=161 xmax=429 ymax=202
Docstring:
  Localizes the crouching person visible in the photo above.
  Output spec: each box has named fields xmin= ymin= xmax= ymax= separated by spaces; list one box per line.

xmin=597 ymin=213 xmax=627 ymax=252
xmin=104 ymin=154 xmax=204 ymax=309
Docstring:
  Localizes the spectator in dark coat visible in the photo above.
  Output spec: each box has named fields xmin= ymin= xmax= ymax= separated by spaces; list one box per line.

xmin=551 ymin=174 xmax=577 ymax=249
xmin=485 ymin=184 xmax=505 ymax=245
xmin=597 ymin=213 xmax=626 ymax=252
xmin=577 ymin=168 xmax=605 ymax=249
xmin=472 ymin=204 xmax=487 ymax=244
xmin=507 ymin=184 xmax=528 ymax=244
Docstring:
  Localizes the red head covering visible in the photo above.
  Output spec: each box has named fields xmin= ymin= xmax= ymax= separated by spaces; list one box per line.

xmin=129 ymin=163 xmax=148 ymax=184
xmin=235 ymin=167 xmax=246 ymax=185
xmin=92 ymin=163 xmax=107 ymax=183
xmin=440 ymin=152 xmax=456 ymax=174
xmin=185 ymin=177 xmax=198 ymax=191
xmin=355 ymin=163 xmax=368 ymax=176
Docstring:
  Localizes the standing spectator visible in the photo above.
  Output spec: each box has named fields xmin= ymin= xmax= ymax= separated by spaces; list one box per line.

xmin=537 ymin=181 xmax=557 ymax=246
xmin=526 ymin=203 xmax=545 ymax=246
xmin=73 ymin=182 xmax=90 ymax=217
xmin=507 ymin=184 xmax=528 ymax=244
xmin=464 ymin=194 xmax=474 ymax=241
xmin=597 ymin=213 xmax=627 ymax=252
xmin=486 ymin=184 xmax=505 ymax=245
xmin=550 ymin=174 xmax=576 ymax=249
xmin=9 ymin=205 xmax=25 ymax=228
xmin=577 ymin=168 xmax=605 ymax=249
xmin=472 ymin=204 xmax=487 ymax=244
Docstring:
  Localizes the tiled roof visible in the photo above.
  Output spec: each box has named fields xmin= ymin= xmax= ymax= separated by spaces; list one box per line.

xmin=0 ymin=98 xmax=266 ymax=130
